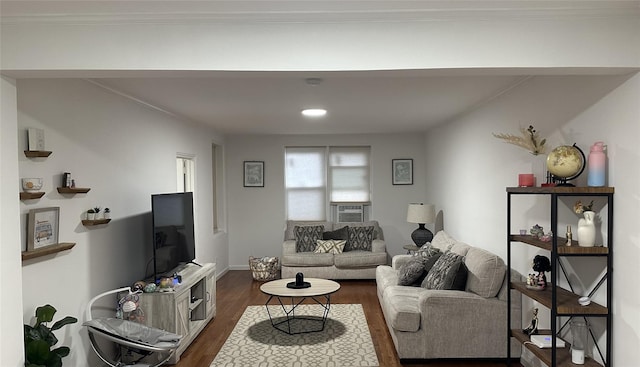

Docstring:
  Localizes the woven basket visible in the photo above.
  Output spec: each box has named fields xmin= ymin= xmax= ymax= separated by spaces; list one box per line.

xmin=249 ymin=256 xmax=280 ymax=281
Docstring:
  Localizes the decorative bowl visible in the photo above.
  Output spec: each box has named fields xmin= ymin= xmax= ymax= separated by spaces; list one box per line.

xmin=22 ymin=178 xmax=43 ymax=192
xmin=578 ymin=296 xmax=591 ymax=306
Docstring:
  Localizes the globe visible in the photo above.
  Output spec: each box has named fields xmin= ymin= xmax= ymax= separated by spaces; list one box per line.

xmin=546 ymin=144 xmax=585 ymax=183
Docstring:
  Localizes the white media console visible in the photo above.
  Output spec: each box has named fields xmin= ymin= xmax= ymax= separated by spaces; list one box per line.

xmin=136 ymin=262 xmax=216 ymax=364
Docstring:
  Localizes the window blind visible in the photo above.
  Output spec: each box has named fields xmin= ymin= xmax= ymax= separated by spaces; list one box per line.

xmin=285 ymin=146 xmax=371 ymax=220
xmin=329 ymin=146 xmax=371 ymax=203
xmin=285 ymin=147 xmax=326 ymax=220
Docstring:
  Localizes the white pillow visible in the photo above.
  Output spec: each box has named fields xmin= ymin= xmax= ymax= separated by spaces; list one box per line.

xmin=314 ymin=239 xmax=346 ymax=254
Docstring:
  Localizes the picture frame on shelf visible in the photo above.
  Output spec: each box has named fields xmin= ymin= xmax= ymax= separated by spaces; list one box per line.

xmin=244 ymin=161 xmax=264 ymax=187
xmin=392 ymin=159 xmax=413 ymax=185
xmin=27 ymin=128 xmax=45 ymax=151
xmin=27 ymin=207 xmax=60 ymax=251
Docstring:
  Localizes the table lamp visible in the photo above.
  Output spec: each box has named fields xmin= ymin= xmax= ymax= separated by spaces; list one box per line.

xmin=407 ymin=203 xmax=436 ymax=246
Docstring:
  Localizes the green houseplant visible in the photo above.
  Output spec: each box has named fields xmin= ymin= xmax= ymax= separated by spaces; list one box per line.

xmin=24 ymin=304 xmax=77 ymax=367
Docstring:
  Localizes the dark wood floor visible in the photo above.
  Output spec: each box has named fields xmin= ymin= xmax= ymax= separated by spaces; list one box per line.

xmin=175 ymin=270 xmax=520 ymax=367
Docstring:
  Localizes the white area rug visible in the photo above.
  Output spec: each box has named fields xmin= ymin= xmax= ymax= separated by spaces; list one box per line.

xmin=211 ymin=303 xmax=379 ymax=366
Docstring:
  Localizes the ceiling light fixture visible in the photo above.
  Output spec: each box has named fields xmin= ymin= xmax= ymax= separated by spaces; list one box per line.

xmin=301 ymin=108 xmax=327 ymax=117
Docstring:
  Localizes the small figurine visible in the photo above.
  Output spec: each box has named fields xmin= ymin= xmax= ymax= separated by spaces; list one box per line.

xmin=540 ymin=231 xmax=553 ymax=242
xmin=523 ymin=308 xmax=539 ymax=336
xmin=158 ymin=277 xmax=175 ymax=292
xmin=565 ymin=225 xmax=573 ymax=246
xmin=132 ymin=280 xmax=146 ymax=292
xmin=530 ymin=224 xmax=544 ymax=239
xmin=526 ymin=255 xmax=552 ymax=290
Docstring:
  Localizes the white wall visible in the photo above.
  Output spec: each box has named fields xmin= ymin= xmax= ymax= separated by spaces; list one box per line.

xmin=15 ymin=79 xmax=226 ymax=365
xmin=224 ymin=133 xmax=428 ymax=267
xmin=1 ymin=77 xmax=25 ymax=366
xmin=2 ymin=16 xmax=639 ymax=73
xmin=425 ymin=73 xmax=640 ymax=366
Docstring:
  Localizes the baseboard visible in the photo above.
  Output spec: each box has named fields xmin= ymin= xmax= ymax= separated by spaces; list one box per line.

xmin=228 ymin=265 xmax=250 ymax=271
xmin=216 ymin=266 xmax=230 ymax=280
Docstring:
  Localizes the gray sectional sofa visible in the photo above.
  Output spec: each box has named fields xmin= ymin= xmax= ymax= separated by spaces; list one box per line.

xmin=281 ymin=220 xmax=388 ymax=279
xmin=376 ymin=230 xmax=521 ymax=360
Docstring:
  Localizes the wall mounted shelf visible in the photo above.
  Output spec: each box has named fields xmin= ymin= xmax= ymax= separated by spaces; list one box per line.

xmin=22 ymin=242 xmax=75 ymax=261
xmin=20 ymin=192 xmax=45 ymax=200
xmin=82 ymin=219 xmax=111 ymax=226
xmin=57 ymin=187 xmax=91 ymax=194
xmin=24 ymin=150 xmax=52 ymax=158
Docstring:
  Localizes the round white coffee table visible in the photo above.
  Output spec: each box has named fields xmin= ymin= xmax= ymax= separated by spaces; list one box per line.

xmin=260 ymin=278 xmax=340 ymax=334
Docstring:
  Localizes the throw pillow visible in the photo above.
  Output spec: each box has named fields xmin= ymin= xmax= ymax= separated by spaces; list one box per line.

xmin=415 ymin=243 xmax=440 ymax=258
xmin=396 ymin=248 xmax=442 ymax=286
xmin=420 ymin=251 xmax=443 ymax=275
xmin=397 ymin=258 xmax=429 ymax=286
xmin=294 ymin=225 xmax=324 ymax=252
xmin=323 ymin=226 xmax=349 ymax=240
xmin=346 ymin=226 xmax=375 ymax=251
xmin=422 ymin=251 xmax=468 ymax=290
xmin=314 ymin=239 xmax=346 ymax=254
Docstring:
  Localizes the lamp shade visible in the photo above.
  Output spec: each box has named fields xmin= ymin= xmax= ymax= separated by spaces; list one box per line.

xmin=407 ymin=203 xmax=436 ymax=224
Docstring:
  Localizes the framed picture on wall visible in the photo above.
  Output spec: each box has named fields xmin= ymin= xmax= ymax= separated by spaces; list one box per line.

xmin=244 ymin=161 xmax=265 ymax=187
xmin=392 ymin=159 xmax=413 ymax=185
xmin=27 ymin=207 xmax=60 ymax=251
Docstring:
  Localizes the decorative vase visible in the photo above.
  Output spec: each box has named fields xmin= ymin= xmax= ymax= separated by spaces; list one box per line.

xmin=577 ymin=211 xmax=596 ymax=247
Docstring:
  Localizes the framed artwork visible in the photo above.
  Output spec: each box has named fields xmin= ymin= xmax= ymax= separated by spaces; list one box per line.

xmin=244 ymin=161 xmax=265 ymax=187
xmin=27 ymin=207 xmax=60 ymax=251
xmin=28 ymin=128 xmax=45 ymax=151
xmin=392 ymin=159 xmax=413 ymax=185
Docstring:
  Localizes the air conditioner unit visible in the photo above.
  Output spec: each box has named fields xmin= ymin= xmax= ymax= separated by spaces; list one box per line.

xmin=337 ymin=204 xmax=364 ymax=223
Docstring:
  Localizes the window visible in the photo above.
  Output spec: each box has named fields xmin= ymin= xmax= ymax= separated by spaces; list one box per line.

xmin=285 ymin=147 xmax=326 ymax=220
xmin=285 ymin=146 xmax=370 ymax=220
xmin=329 ymin=147 xmax=370 ymax=203
xmin=212 ymin=143 xmax=224 ymax=231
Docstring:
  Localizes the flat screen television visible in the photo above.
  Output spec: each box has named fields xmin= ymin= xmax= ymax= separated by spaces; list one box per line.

xmin=151 ymin=192 xmax=196 ymax=282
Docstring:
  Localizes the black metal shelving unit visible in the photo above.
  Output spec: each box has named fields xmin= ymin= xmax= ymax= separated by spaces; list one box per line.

xmin=506 ymin=186 xmax=613 ymax=367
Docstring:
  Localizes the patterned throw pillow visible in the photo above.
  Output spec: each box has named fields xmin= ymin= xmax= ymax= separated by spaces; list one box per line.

xmin=397 ymin=258 xmax=428 ymax=286
xmin=397 ymin=247 xmax=442 ymax=286
xmin=346 ymin=226 xmax=375 ymax=251
xmin=314 ymin=239 xmax=346 ymax=254
xmin=294 ymin=225 xmax=324 ymax=252
xmin=415 ymin=243 xmax=439 ymax=257
xmin=422 ymin=251 xmax=468 ymax=290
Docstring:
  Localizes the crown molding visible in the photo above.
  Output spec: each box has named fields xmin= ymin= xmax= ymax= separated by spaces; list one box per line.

xmin=2 ymin=1 xmax=639 ymax=25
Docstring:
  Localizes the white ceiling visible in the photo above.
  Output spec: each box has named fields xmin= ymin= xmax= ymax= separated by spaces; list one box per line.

xmin=87 ymin=71 xmax=529 ymax=135
xmin=2 ymin=1 xmax=639 ymax=135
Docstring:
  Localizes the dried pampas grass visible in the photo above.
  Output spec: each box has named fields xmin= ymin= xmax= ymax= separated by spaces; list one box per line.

xmin=493 ymin=125 xmax=547 ymax=156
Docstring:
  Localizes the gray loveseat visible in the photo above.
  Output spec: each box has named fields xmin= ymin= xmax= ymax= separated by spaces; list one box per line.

xmin=281 ymin=220 xmax=388 ymax=279
xmin=376 ymin=230 xmax=521 ymax=359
